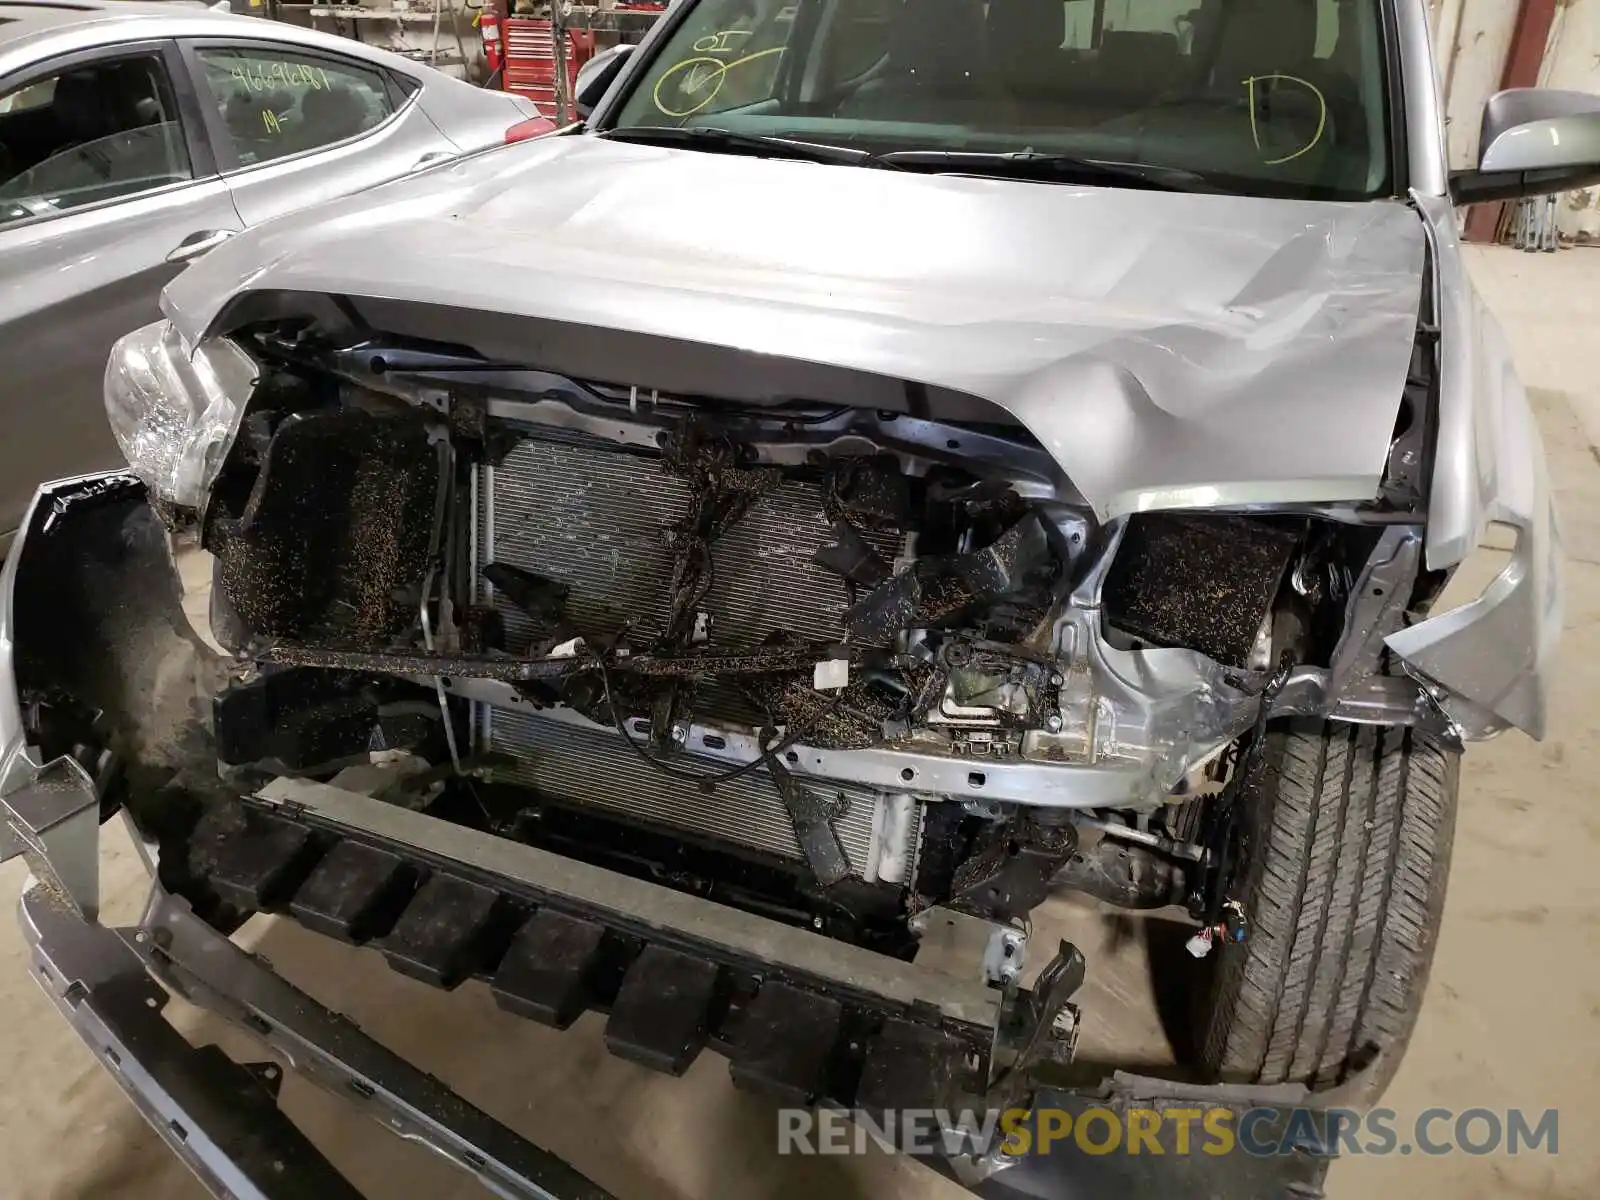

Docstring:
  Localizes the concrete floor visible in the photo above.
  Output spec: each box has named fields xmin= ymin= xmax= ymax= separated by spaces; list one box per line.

xmin=2 ymin=245 xmax=1598 ymax=1199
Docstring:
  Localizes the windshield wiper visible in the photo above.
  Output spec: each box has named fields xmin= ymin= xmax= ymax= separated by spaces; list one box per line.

xmin=873 ymin=149 xmax=1217 ymax=193
xmin=601 ymin=125 xmax=880 ymax=167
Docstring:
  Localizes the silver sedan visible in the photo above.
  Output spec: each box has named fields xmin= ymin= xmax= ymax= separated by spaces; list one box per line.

xmin=0 ymin=0 xmax=544 ymax=536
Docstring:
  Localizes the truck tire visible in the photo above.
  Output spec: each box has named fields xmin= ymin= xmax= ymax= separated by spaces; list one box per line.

xmin=1196 ymin=719 xmax=1459 ymax=1099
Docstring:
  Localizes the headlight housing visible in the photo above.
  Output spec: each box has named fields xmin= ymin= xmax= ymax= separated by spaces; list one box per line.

xmin=103 ymin=320 xmax=256 ymax=512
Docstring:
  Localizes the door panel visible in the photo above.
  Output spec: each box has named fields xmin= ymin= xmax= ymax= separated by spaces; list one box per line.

xmin=0 ymin=179 xmax=242 ymax=533
xmin=0 ymin=41 xmax=239 ymax=535
xmin=183 ymin=40 xmax=455 ymax=227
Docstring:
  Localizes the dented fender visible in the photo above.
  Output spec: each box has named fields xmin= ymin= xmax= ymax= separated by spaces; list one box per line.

xmin=1387 ymin=197 xmax=1563 ymax=740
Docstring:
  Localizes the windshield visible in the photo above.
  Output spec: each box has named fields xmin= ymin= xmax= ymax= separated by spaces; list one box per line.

xmin=610 ymin=0 xmax=1393 ymax=199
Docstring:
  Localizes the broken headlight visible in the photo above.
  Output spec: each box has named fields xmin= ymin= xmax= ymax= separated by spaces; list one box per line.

xmin=103 ymin=319 xmax=257 ymax=512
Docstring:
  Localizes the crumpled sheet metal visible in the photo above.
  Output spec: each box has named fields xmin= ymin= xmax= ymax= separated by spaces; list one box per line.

xmin=1047 ymin=608 xmax=1258 ymax=798
xmin=1043 ymin=522 xmax=1261 ymax=797
xmin=1387 ymin=196 xmax=1561 ymax=740
xmin=162 ymin=136 xmax=1426 ymax=520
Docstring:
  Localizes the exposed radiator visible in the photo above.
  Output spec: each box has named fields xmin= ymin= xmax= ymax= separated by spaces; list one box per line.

xmin=488 ymin=709 xmax=907 ymax=875
xmin=476 ymin=435 xmax=913 ymax=878
xmin=478 ymin=435 xmax=899 ymax=650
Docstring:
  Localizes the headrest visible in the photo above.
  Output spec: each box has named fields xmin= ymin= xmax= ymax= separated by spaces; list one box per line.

xmin=1199 ymin=0 xmax=1318 ymax=88
xmin=888 ymin=0 xmax=991 ymax=87
xmin=50 ymin=72 xmax=110 ymax=142
xmin=988 ymin=0 xmax=1070 ymax=87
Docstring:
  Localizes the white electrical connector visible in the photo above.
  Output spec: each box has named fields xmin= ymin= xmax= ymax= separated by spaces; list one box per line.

xmin=813 ymin=659 xmax=850 ymax=691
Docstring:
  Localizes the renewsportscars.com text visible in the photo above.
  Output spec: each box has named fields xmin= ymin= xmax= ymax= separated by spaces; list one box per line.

xmin=777 ymin=1105 xmax=1560 ymax=1158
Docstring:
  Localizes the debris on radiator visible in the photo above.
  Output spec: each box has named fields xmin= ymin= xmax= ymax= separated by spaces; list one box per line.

xmin=1101 ymin=514 xmax=1301 ymax=667
xmin=840 ymin=512 xmax=1053 ymax=641
xmin=384 ymin=417 xmax=1071 ymax=760
xmin=203 ymin=379 xmax=1311 ymax=794
xmin=207 ymin=397 xmax=1078 ymax=738
xmin=179 ymin=351 xmax=1334 ymax=943
xmin=457 ymin=418 xmax=1065 ymax=892
xmin=212 ymin=410 xmax=442 ymax=643
xmin=203 ymin=395 xmax=1079 ymax=879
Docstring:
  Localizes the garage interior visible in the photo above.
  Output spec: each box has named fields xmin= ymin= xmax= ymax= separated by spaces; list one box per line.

xmin=1 ymin=0 xmax=1599 ymax=1197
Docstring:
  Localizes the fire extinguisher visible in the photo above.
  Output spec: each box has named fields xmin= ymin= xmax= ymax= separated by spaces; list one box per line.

xmin=477 ymin=11 xmax=504 ymax=80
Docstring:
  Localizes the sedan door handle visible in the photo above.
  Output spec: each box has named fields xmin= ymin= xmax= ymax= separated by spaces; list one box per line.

xmin=411 ymin=151 xmax=455 ymax=173
xmin=167 ymin=229 xmax=236 ymax=264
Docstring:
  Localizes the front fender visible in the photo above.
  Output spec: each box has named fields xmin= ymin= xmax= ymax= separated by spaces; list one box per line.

xmin=1389 ymin=197 xmax=1562 ymax=739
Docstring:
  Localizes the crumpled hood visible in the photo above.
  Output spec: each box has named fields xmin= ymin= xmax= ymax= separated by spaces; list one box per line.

xmin=164 ymin=135 xmax=1426 ymax=518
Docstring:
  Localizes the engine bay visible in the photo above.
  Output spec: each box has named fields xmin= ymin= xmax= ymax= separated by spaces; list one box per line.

xmin=121 ymin=329 xmax=1337 ymax=947
xmin=127 ymin=323 xmax=1411 ymax=952
xmin=205 ymin=385 xmax=1079 ymax=755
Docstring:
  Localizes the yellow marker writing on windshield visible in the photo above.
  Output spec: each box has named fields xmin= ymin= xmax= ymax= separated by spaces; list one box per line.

xmin=652 ymin=46 xmax=785 ymax=118
xmin=692 ymin=29 xmax=752 ymax=54
xmin=1243 ymin=74 xmax=1326 ymax=165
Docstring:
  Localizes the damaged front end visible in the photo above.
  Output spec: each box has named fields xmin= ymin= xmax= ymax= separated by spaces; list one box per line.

xmin=77 ymin=306 xmax=1479 ymax=932
xmin=0 ymin=288 xmax=1534 ymax=1197
xmin=0 ymin=469 xmax=1331 ymax=1200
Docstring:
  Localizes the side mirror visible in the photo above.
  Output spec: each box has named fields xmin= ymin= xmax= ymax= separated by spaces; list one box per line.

xmin=1451 ymin=88 xmax=1600 ymax=205
xmin=574 ymin=43 xmax=635 ymax=121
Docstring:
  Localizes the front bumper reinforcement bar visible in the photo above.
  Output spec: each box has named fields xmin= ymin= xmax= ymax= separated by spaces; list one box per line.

xmin=22 ymin=882 xmax=614 ymax=1200
xmin=22 ymin=887 xmax=363 ymax=1200
xmin=17 ymin=803 xmax=1334 ymax=1200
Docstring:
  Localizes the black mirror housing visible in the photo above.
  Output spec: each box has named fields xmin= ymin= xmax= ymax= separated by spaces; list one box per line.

xmin=575 ymin=43 xmax=636 ymax=121
xmin=1451 ymin=164 xmax=1600 ymax=205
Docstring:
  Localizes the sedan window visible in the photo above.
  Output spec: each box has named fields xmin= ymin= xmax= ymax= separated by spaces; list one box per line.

xmin=196 ymin=47 xmax=396 ymax=167
xmin=0 ymin=55 xmax=192 ymax=226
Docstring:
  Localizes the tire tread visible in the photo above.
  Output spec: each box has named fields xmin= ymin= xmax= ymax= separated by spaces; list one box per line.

xmin=1199 ymin=720 xmax=1459 ymax=1095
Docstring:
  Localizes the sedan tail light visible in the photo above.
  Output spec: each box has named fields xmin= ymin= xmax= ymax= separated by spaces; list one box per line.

xmin=505 ymin=115 xmax=557 ymax=143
